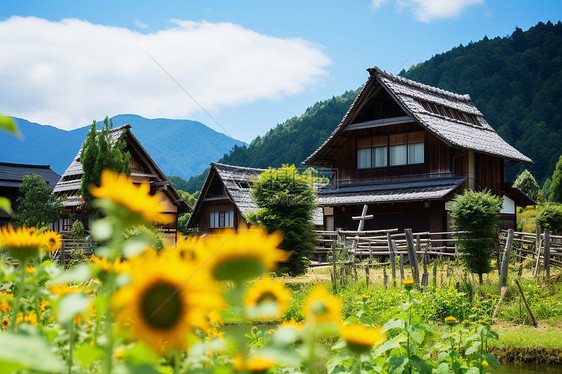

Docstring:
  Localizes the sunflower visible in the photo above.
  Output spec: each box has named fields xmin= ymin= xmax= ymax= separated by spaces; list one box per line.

xmin=43 ymin=230 xmax=62 ymax=253
xmin=196 ymin=227 xmax=286 ymax=283
xmin=244 ymin=276 xmax=291 ymax=320
xmin=402 ymin=278 xmax=414 ymax=291
xmin=111 ymin=249 xmax=222 ymax=354
xmin=0 ymin=226 xmax=46 ymax=261
xmin=445 ymin=316 xmax=458 ymax=324
xmin=171 ymin=234 xmax=208 ymax=263
xmin=246 ymin=355 xmax=276 ymax=373
xmin=89 ymin=169 xmax=171 ymax=225
xmin=339 ymin=323 xmax=385 ymax=353
xmin=16 ymin=311 xmax=38 ymax=326
xmin=280 ymin=318 xmax=304 ymax=331
xmin=303 ymin=285 xmax=342 ymax=324
xmin=1 ymin=317 xmax=9 ymax=330
xmin=90 ymin=254 xmax=129 ymax=273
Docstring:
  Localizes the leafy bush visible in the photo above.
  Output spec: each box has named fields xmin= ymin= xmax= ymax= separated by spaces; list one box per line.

xmin=450 ymin=190 xmax=503 ymax=283
xmin=536 ymin=203 xmax=562 ymax=233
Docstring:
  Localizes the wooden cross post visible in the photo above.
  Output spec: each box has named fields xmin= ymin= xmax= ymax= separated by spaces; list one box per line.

xmin=351 ymin=204 xmax=374 ymax=253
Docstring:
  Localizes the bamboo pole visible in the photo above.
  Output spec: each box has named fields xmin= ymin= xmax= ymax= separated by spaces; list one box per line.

xmin=499 ymin=229 xmax=514 ymax=292
xmin=514 ymin=277 xmax=538 ymax=327
xmin=544 ymin=229 xmax=551 ymax=282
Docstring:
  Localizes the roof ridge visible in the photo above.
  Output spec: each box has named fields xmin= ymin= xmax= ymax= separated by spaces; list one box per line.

xmin=211 ymin=162 xmax=265 ymax=172
xmin=368 ymin=66 xmax=472 ymax=102
xmin=0 ymin=161 xmax=52 ymax=169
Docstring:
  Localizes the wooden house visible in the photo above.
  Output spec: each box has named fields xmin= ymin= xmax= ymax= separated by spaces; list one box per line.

xmin=52 ymin=125 xmax=189 ymax=244
xmin=0 ymin=162 xmax=61 ymax=226
xmin=187 ymin=162 xmax=323 ymax=233
xmin=303 ymin=67 xmax=534 ymax=232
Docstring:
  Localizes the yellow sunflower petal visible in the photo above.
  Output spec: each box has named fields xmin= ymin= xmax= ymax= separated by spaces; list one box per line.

xmin=339 ymin=323 xmax=385 ymax=353
xmin=89 ymin=169 xmax=171 ymax=225
xmin=303 ymin=285 xmax=342 ymax=324
xmin=110 ymin=248 xmax=222 ymax=354
xmin=0 ymin=226 xmax=46 ymax=261
xmin=244 ymin=276 xmax=291 ymax=320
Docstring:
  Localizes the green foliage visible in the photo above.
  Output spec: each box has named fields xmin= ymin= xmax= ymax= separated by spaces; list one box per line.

xmin=168 ymin=175 xmax=190 ymax=192
xmin=549 ymin=155 xmax=562 ymax=203
xmin=450 ymin=190 xmax=502 ymax=282
xmin=403 ymin=21 xmax=562 ymax=185
xmin=513 ymin=169 xmax=540 ymax=200
xmin=176 ymin=190 xmax=200 ymax=236
xmin=183 ymin=168 xmax=209 ymax=194
xmin=536 ymin=203 xmax=562 ymax=234
xmin=13 ymin=174 xmax=63 ymax=229
xmin=247 ymin=165 xmax=317 ymax=276
xmin=79 ymin=117 xmax=131 ymax=211
xmin=543 ymin=178 xmax=553 ymax=201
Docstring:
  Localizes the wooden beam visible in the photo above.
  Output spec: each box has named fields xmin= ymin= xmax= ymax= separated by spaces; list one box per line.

xmin=344 ymin=116 xmax=413 ymax=131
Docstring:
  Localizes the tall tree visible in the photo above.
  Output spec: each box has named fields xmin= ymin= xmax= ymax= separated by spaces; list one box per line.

xmin=13 ymin=174 xmax=63 ymax=228
xmin=79 ymin=117 xmax=131 ymax=210
xmin=247 ymin=165 xmax=317 ymax=276
xmin=549 ymin=155 xmax=562 ymax=203
xmin=512 ymin=169 xmax=540 ymax=200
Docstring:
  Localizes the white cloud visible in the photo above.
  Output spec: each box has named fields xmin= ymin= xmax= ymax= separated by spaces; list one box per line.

xmin=0 ymin=17 xmax=330 ymax=130
xmin=370 ymin=0 xmax=388 ymax=10
xmin=397 ymin=0 xmax=483 ymax=22
xmin=134 ymin=19 xmax=148 ymax=29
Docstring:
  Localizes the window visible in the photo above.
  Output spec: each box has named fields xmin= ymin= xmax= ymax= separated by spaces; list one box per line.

xmin=408 ymin=142 xmax=424 ymax=164
xmin=372 ymin=146 xmax=388 ymax=167
xmin=390 ymin=144 xmax=407 ymax=166
xmin=357 ymin=148 xmax=371 ymax=169
xmin=357 ymin=132 xmax=424 ymax=169
xmin=210 ymin=210 xmax=234 ymax=228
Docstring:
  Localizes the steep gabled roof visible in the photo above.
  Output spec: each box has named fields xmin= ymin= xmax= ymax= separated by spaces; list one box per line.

xmin=0 ymin=162 xmax=61 ymax=188
xmin=303 ymin=66 xmax=532 ymax=166
xmin=186 ymin=163 xmax=264 ymax=229
xmin=53 ymin=125 xmax=189 ymax=213
xmin=187 ymin=162 xmax=324 ymax=229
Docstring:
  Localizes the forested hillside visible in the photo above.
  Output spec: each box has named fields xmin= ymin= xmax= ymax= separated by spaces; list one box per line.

xmin=403 ymin=21 xmax=562 ymax=184
xmin=185 ymin=21 xmax=562 ymax=193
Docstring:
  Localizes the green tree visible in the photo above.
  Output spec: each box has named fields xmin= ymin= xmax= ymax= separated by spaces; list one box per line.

xmin=79 ymin=117 xmax=131 ymax=210
xmin=176 ymin=190 xmax=199 ymax=236
xmin=13 ymin=174 xmax=63 ymax=228
xmin=512 ymin=169 xmax=540 ymax=200
xmin=536 ymin=203 xmax=562 ymax=234
xmin=247 ymin=165 xmax=317 ymax=276
xmin=549 ymin=155 xmax=562 ymax=203
xmin=450 ymin=190 xmax=503 ymax=284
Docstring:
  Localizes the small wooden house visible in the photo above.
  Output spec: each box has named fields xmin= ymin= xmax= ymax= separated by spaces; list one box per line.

xmin=0 ymin=162 xmax=61 ymax=226
xmin=187 ymin=162 xmax=323 ymax=233
xmin=187 ymin=162 xmax=264 ymax=232
xmin=303 ymin=67 xmax=534 ymax=232
xmin=52 ymin=125 xmax=189 ymax=244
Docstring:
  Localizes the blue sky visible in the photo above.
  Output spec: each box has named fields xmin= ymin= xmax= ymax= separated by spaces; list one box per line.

xmin=1 ymin=0 xmax=560 ymax=142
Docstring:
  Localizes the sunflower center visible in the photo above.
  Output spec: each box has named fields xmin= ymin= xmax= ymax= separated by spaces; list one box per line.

xmin=141 ymin=282 xmax=183 ymax=330
xmin=49 ymin=238 xmax=56 ymax=244
xmin=257 ymin=292 xmax=277 ymax=304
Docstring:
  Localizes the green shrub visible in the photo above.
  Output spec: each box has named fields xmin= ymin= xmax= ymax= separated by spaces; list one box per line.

xmin=450 ymin=190 xmax=503 ymax=284
xmin=536 ymin=202 xmax=562 ymax=233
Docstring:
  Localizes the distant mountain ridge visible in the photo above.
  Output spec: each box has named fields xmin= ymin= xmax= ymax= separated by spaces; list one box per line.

xmin=0 ymin=114 xmax=246 ymax=180
xmin=183 ymin=20 xmax=562 ymax=192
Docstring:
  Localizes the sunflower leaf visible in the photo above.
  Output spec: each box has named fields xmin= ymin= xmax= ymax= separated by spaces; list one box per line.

xmin=74 ymin=344 xmax=104 ymax=367
xmin=58 ymin=292 xmax=91 ymax=322
xmin=0 ymin=333 xmax=63 ymax=373
xmin=0 ymin=115 xmax=19 ymax=137
xmin=0 ymin=197 xmax=12 ymax=215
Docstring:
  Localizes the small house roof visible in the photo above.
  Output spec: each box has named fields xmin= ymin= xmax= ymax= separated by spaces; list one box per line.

xmin=0 ymin=162 xmax=61 ymax=188
xmin=187 ymin=162 xmax=324 ymax=228
xmin=52 ymin=125 xmax=189 ymax=212
xmin=303 ymin=67 xmax=532 ymax=166
xmin=315 ymin=176 xmax=466 ymax=206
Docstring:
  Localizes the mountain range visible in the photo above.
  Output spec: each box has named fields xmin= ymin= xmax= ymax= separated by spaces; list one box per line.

xmin=0 ymin=114 xmax=246 ymax=179
xmin=181 ymin=21 xmax=562 ymax=193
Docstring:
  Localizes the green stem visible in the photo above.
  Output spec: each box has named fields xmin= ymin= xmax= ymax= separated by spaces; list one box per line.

xmin=68 ymin=320 xmax=74 ymax=374
xmin=406 ymin=290 xmax=412 ymax=374
xmin=9 ymin=262 xmax=26 ymax=332
xmin=103 ymin=271 xmax=116 ymax=374
xmin=354 ymin=353 xmax=361 ymax=374
xmin=479 ymin=330 xmax=484 ymax=374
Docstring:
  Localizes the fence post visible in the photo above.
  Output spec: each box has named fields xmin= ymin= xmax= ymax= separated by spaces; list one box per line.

xmin=365 ymin=266 xmax=370 ymax=287
xmin=383 ymin=266 xmax=388 ymax=288
xmin=399 ymin=254 xmax=405 ymax=280
xmin=405 ymin=229 xmax=420 ymax=286
xmin=544 ymin=229 xmax=551 ymax=282
xmin=391 ymin=238 xmax=398 ymax=286
xmin=533 ymin=226 xmax=542 ymax=277
xmin=499 ymin=228 xmax=514 ymax=292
